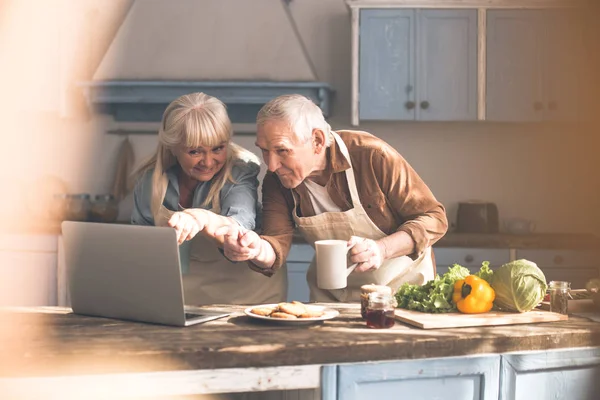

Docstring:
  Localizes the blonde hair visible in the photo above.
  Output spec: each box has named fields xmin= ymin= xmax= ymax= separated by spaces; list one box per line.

xmin=134 ymin=92 xmax=259 ymax=221
xmin=256 ymin=94 xmax=332 ymax=146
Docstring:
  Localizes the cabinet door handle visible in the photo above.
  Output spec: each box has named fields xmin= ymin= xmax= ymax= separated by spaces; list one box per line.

xmin=405 ymin=101 xmax=415 ymax=110
xmin=465 ymin=255 xmax=474 ymax=263
xmin=534 ymin=102 xmax=544 ymax=111
xmin=420 ymin=101 xmax=430 ymax=110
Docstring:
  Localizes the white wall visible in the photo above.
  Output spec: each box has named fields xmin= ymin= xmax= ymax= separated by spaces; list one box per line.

xmin=1 ymin=0 xmax=598 ymax=234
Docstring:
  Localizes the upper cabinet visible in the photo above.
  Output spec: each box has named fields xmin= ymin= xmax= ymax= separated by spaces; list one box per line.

xmin=486 ymin=9 xmax=585 ymax=122
xmin=358 ymin=9 xmax=478 ymax=122
xmin=348 ymin=1 xmax=588 ymax=125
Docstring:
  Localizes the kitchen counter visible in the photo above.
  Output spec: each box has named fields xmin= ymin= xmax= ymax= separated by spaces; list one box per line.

xmin=2 ymin=305 xmax=600 ymax=398
xmin=435 ymin=232 xmax=600 ymax=250
xmin=291 ymin=232 xmax=600 ymax=250
xmin=2 ymin=304 xmax=600 ymax=374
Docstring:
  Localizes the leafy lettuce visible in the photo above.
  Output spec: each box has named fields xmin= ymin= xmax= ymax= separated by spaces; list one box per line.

xmin=395 ymin=264 xmax=471 ymax=313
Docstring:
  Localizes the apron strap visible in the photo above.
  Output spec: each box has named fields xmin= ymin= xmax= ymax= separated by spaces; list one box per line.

xmin=331 ymin=132 xmax=362 ymax=208
xmin=290 ymin=131 xmax=368 ymax=230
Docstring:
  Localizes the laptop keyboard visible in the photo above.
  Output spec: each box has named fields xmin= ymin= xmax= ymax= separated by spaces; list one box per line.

xmin=185 ymin=313 xmax=204 ymax=320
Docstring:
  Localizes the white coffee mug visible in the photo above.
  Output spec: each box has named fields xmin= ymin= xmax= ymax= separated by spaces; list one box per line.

xmin=315 ymin=240 xmax=358 ymax=290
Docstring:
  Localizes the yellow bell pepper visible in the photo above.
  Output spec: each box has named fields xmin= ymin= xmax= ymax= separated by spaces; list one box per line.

xmin=452 ymin=275 xmax=495 ymax=314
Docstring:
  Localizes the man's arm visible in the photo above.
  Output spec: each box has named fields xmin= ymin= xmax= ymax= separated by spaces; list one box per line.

xmin=255 ymin=172 xmax=296 ymax=270
xmin=373 ymin=144 xmax=448 ymax=258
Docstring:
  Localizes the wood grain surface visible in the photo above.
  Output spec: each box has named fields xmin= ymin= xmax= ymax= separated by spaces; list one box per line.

xmin=1 ymin=304 xmax=600 ymax=378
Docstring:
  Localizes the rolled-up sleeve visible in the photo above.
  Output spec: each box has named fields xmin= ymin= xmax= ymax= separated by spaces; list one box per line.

xmin=220 ymin=160 xmax=260 ymax=230
xmin=245 ymin=171 xmax=295 ymax=277
xmin=373 ymin=146 xmax=448 ymax=258
xmin=131 ymin=171 xmax=155 ymax=226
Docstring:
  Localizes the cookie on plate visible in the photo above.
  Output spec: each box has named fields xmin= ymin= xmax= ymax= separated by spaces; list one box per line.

xmin=250 ymin=307 xmax=276 ymax=316
xmin=271 ymin=312 xmax=298 ymax=319
xmin=278 ymin=302 xmax=307 ymax=317
xmin=299 ymin=308 xmax=325 ymax=318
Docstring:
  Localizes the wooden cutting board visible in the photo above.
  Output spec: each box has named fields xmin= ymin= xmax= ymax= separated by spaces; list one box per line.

xmin=394 ymin=308 xmax=568 ymax=329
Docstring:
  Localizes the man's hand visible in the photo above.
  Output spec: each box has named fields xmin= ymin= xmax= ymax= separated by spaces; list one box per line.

xmin=215 ymin=225 xmax=262 ymax=262
xmin=168 ymin=211 xmax=205 ymax=244
xmin=347 ymin=235 xmax=386 ymax=272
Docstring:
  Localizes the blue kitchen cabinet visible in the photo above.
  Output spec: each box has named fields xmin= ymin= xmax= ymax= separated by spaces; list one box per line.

xmin=358 ymin=9 xmax=415 ymax=120
xmin=335 ymin=355 xmax=500 ymax=400
xmin=358 ymin=9 xmax=477 ymax=122
xmin=359 ymin=9 xmax=415 ymax=121
xmin=501 ymin=348 xmax=600 ymax=400
xmin=417 ymin=10 xmax=478 ymax=121
xmin=542 ymin=10 xmax=585 ymax=122
xmin=286 ymin=243 xmax=314 ymax=303
xmin=487 ymin=10 xmax=584 ymax=122
xmin=486 ymin=10 xmax=544 ymax=122
xmin=325 ymin=349 xmax=600 ymax=400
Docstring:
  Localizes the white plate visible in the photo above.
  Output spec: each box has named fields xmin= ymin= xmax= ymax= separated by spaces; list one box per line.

xmin=244 ymin=304 xmax=339 ymax=324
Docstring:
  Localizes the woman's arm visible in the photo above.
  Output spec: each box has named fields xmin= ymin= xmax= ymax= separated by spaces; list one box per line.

xmin=178 ymin=208 xmax=238 ymax=246
xmin=179 ymin=159 xmax=261 ymax=246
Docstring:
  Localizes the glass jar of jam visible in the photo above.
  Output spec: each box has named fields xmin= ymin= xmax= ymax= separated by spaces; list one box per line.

xmin=366 ymin=292 xmax=396 ymax=329
xmin=360 ymin=284 xmax=392 ymax=319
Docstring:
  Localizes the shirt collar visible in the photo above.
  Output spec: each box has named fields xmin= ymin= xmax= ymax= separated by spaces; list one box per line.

xmin=328 ymin=131 xmax=350 ymax=173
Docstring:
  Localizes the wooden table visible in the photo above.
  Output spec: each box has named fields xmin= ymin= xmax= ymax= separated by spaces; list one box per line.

xmin=2 ymin=304 xmax=600 ymax=399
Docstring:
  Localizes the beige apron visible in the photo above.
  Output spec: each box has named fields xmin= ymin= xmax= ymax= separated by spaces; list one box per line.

xmin=293 ymin=132 xmax=434 ymax=302
xmin=157 ymin=206 xmax=287 ymax=305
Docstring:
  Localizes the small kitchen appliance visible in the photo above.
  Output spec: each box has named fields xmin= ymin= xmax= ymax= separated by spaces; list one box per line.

xmin=456 ymin=201 xmax=499 ymax=233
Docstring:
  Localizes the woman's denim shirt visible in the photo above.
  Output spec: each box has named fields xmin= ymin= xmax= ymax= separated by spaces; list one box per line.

xmin=131 ymin=159 xmax=261 ymax=230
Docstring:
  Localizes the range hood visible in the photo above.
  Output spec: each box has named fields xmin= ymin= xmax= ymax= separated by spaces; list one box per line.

xmin=81 ymin=0 xmax=332 ymax=124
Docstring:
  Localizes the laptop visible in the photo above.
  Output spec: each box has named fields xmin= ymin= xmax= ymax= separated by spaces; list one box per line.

xmin=61 ymin=221 xmax=230 ymax=326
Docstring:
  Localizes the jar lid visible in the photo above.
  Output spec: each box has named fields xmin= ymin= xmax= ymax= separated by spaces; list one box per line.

xmin=368 ymin=291 xmax=393 ymax=302
xmin=548 ymin=281 xmax=571 ymax=289
xmin=361 ymin=284 xmax=392 ymax=295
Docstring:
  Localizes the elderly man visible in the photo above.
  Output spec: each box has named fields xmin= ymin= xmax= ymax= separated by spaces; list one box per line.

xmin=218 ymin=94 xmax=448 ymax=302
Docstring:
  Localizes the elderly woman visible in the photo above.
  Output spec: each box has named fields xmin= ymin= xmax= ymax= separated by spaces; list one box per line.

xmin=131 ymin=92 xmax=286 ymax=305
xmin=219 ymin=94 xmax=448 ymax=302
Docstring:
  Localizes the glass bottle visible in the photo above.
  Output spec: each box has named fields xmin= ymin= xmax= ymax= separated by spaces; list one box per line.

xmin=548 ymin=281 xmax=570 ymax=315
xmin=360 ymin=284 xmax=392 ymax=319
xmin=90 ymin=194 xmax=119 ymax=223
xmin=66 ymin=194 xmax=91 ymax=221
xmin=366 ymin=292 xmax=396 ymax=329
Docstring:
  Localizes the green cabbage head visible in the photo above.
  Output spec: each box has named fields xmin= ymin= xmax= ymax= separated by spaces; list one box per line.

xmin=491 ymin=259 xmax=548 ymax=313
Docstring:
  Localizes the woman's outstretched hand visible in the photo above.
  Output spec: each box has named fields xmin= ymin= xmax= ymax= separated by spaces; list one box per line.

xmin=168 ymin=211 xmax=205 ymax=244
xmin=215 ymin=225 xmax=262 ymax=262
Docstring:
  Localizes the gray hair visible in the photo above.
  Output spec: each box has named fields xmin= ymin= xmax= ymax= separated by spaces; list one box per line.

xmin=256 ymin=94 xmax=332 ymax=147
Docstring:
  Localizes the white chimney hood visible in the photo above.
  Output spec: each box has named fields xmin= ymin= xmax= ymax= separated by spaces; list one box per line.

xmin=81 ymin=0 xmax=332 ymax=123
